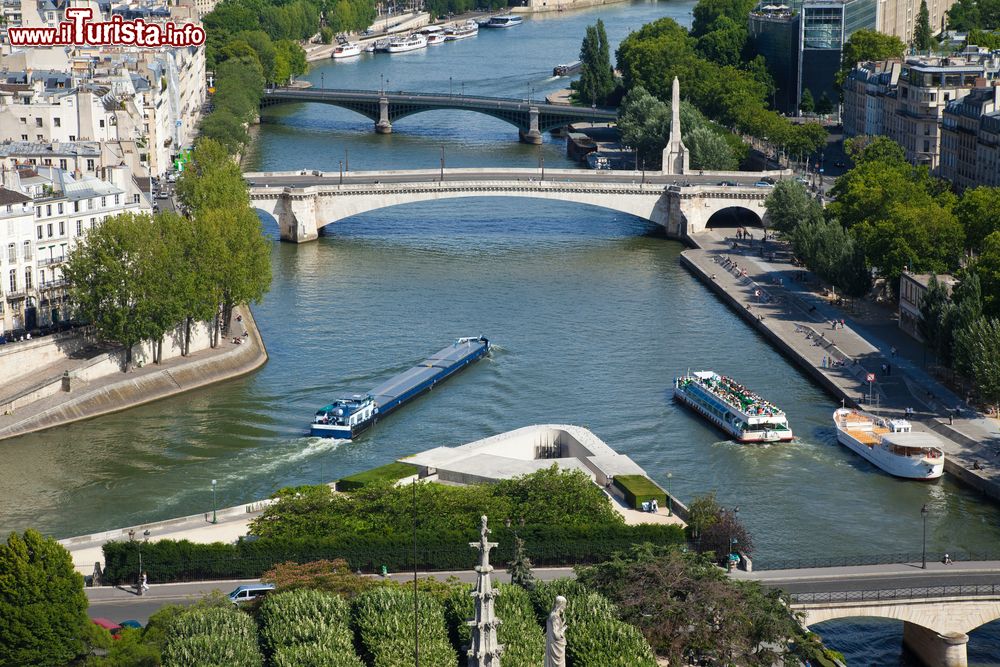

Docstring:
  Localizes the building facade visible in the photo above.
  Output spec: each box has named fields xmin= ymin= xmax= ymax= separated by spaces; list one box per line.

xmin=877 ymin=0 xmax=955 ymax=47
xmin=749 ymin=6 xmax=802 ymax=114
xmin=842 ymin=60 xmax=901 ymax=137
xmin=941 ymin=84 xmax=1000 ymax=188
xmin=898 ymin=272 xmax=957 ymax=342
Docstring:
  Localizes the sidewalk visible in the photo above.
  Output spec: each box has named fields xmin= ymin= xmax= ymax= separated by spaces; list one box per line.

xmin=681 ymin=231 xmax=1000 ymax=499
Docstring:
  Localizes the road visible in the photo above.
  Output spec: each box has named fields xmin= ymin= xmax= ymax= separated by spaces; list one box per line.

xmin=245 ymin=169 xmax=787 ymax=189
xmin=85 ymin=567 xmax=576 ymax=624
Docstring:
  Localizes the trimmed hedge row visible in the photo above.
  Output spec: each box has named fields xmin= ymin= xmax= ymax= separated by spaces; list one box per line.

xmin=102 ymin=523 xmax=684 ymax=584
xmin=336 ymin=462 xmax=417 ymax=492
xmin=613 ymin=475 xmax=667 ymax=510
xmin=258 ymin=589 xmax=362 ymax=667
xmin=352 ymin=586 xmax=456 ymax=667
xmin=444 ymin=583 xmax=544 ymax=667
xmin=162 ymin=606 xmax=263 ymax=667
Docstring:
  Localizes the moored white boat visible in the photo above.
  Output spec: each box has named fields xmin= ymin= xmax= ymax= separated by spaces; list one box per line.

xmin=673 ymin=371 xmax=793 ymax=443
xmin=332 ymin=42 xmax=361 ymax=58
xmin=481 ymin=14 xmax=523 ymax=28
xmin=833 ymin=408 xmax=944 ymax=479
xmin=444 ymin=20 xmax=479 ymax=40
xmin=426 ymin=33 xmax=446 ymax=45
xmin=386 ymin=33 xmax=427 ymax=53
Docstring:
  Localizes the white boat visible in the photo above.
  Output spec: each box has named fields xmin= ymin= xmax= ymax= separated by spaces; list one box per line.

xmin=481 ymin=15 xmax=523 ymax=28
xmin=426 ymin=33 xmax=446 ymax=45
xmin=332 ymin=42 xmax=361 ymax=58
xmin=444 ymin=20 xmax=478 ymax=40
xmin=673 ymin=371 xmax=793 ymax=443
xmin=363 ymin=42 xmax=376 ymax=53
xmin=833 ymin=408 xmax=945 ymax=479
xmin=386 ymin=33 xmax=427 ymax=53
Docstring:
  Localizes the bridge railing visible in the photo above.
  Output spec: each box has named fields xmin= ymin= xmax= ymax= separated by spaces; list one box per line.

xmin=791 ymin=584 xmax=1000 ymax=604
xmin=755 ymin=551 xmax=998 ymax=571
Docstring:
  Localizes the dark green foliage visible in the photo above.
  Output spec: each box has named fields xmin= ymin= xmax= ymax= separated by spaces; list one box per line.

xmin=162 ymin=606 xmax=262 ymax=666
xmin=444 ymin=583 xmax=544 ymax=666
xmin=507 ymin=536 xmax=537 ymax=591
xmin=947 ymin=0 xmax=1000 ymax=30
xmin=792 ymin=218 xmax=872 ymax=298
xmin=691 ymin=0 xmax=757 ymax=37
xmin=919 ymin=275 xmax=956 ymax=365
xmin=837 ymin=30 xmax=905 ymax=89
xmin=764 ymin=180 xmax=824 ymax=234
xmin=573 ymin=20 xmax=616 ymax=106
xmin=816 ymin=91 xmax=834 ymax=115
xmin=913 ymin=0 xmax=934 ymax=50
xmin=336 ymin=462 xmax=417 ymax=491
xmin=320 ymin=26 xmax=334 ymax=44
xmin=799 ymin=88 xmax=815 ymax=113
xmin=954 ymin=317 xmax=1000 ymax=412
xmin=955 ymin=186 xmax=1000 ymax=252
xmin=966 ymin=28 xmax=1000 ymax=48
xmin=577 ymin=545 xmax=808 ymax=666
xmin=0 ymin=530 xmax=89 ymax=667
xmin=258 ymin=589 xmax=363 ymax=666
xmin=681 ymin=494 xmax=754 ymax=563
xmin=612 ymin=475 xmax=666 ymax=510
xmin=352 ymin=587 xmax=456 ymax=667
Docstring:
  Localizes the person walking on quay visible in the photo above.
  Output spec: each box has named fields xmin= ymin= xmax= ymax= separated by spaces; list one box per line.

xmin=840 ymin=318 xmax=845 ymax=329
xmin=141 ymin=572 xmax=149 ymax=593
xmin=821 ymin=355 xmax=827 ymax=368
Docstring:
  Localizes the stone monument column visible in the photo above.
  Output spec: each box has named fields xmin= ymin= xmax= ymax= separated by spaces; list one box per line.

xmin=662 ymin=76 xmax=689 ymax=175
xmin=467 ymin=515 xmax=503 ymax=667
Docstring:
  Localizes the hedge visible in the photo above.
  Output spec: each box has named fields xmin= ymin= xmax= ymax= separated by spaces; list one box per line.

xmin=258 ymin=589 xmax=362 ymax=666
xmin=102 ymin=523 xmax=684 ymax=584
xmin=613 ymin=475 xmax=667 ymax=510
xmin=336 ymin=462 xmax=417 ymax=491
xmin=352 ymin=586 xmax=456 ymax=667
xmin=162 ymin=606 xmax=263 ymax=667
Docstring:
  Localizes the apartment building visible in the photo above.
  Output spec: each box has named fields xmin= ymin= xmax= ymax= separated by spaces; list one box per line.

xmin=940 ymin=84 xmax=1000 ymax=188
xmin=877 ymin=0 xmax=954 ymax=47
xmin=0 ymin=166 xmax=150 ymax=333
xmin=842 ymin=60 xmax=901 ymax=137
xmin=843 ymin=52 xmax=1000 ymax=171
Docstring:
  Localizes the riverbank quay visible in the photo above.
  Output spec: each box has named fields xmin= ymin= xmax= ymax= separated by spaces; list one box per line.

xmin=680 ymin=231 xmax=1000 ymax=500
xmin=303 ymin=12 xmax=433 ymax=62
xmin=0 ymin=306 xmax=267 ymax=443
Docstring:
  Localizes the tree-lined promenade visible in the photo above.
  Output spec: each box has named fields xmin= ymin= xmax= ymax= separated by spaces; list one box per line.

xmin=64 ymin=139 xmax=272 ymax=370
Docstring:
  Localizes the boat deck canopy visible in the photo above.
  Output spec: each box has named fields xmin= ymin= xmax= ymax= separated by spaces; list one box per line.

xmin=882 ymin=431 xmax=946 ymax=450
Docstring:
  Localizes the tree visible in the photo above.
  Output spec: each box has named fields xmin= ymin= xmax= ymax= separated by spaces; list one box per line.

xmin=694 ymin=16 xmax=748 ymax=67
xmin=765 ymin=180 xmax=823 ymax=234
xmin=686 ymin=126 xmax=738 ymax=170
xmin=956 ymin=186 xmax=1000 ymax=252
xmin=975 ymin=231 xmax=1000 ymax=318
xmin=913 ymin=0 xmax=934 ymax=50
xmin=792 ymin=218 xmax=872 ymax=297
xmin=953 ymin=317 xmax=1000 ymax=413
xmin=691 ymin=0 xmax=757 ymax=38
xmin=837 ymin=29 xmax=906 ymax=88
xmin=507 ymin=536 xmax=536 ymax=591
xmin=0 ymin=530 xmax=89 ymax=666
xmin=577 ymin=545 xmax=809 ymax=666
xmin=575 ymin=20 xmax=615 ymax=106
xmin=919 ymin=275 xmax=955 ymax=365
xmin=198 ymin=110 xmax=250 ymax=155
xmin=320 ymin=26 xmax=334 ymax=44
xmin=816 ymin=91 xmax=834 ymax=115
xmin=799 ymin=88 xmax=815 ymax=114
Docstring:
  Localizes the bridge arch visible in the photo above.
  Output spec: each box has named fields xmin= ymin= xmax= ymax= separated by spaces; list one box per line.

xmin=705 ymin=205 xmax=767 ymax=229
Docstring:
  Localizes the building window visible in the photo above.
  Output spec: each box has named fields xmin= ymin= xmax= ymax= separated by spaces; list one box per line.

xmin=24 ymin=267 xmax=32 ymax=290
xmin=86 ymin=159 xmax=94 ymax=170
xmin=59 ymin=159 xmax=67 ymax=169
xmin=35 ymin=118 xmax=42 ymax=127
xmin=69 ymin=135 xmax=75 ymax=141
xmin=36 ymin=135 xmax=43 ymax=141
xmin=47 ymin=223 xmax=53 ymax=237
xmin=36 ymin=226 xmax=42 ymax=240
xmin=21 ymin=135 xmax=28 ymax=141
xmin=100 ymin=196 xmax=106 ymax=207
xmin=54 ymin=118 xmax=61 ymax=127
xmin=114 ymin=194 xmax=120 ymax=205
xmin=7 ymin=243 xmax=15 ymax=263
xmin=133 ymin=194 xmax=140 ymax=204
xmin=19 ymin=117 xmax=25 ymax=124
xmin=8 ymin=269 xmax=16 ymax=293
xmin=57 ymin=202 xmax=63 ymax=214
xmin=35 ymin=207 xmax=41 ymax=218
xmin=58 ymin=221 xmax=64 ymax=236
xmin=22 ymin=241 xmax=30 ymax=260
xmin=76 ymin=220 xmax=82 ymax=235
xmin=46 ymin=204 xmax=51 ymax=217
xmin=99 ymin=119 xmax=105 ymax=128
xmin=39 ymin=268 xmax=45 ymax=286
xmin=924 ymin=140 xmax=931 ymax=152
xmin=90 ymin=217 xmax=96 ymax=229
xmin=87 ymin=199 xmax=94 ymax=210
xmin=73 ymin=201 xmax=80 ymax=213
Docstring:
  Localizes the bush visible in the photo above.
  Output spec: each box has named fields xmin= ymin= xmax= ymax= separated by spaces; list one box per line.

xmin=161 ymin=607 xmax=263 ymax=667
xmin=258 ymin=589 xmax=360 ymax=665
xmin=102 ymin=523 xmax=684 ymax=584
xmin=336 ymin=462 xmax=417 ymax=491
xmin=612 ymin=475 xmax=666 ymax=510
xmin=352 ymin=587 xmax=457 ymax=667
xmin=320 ymin=26 xmax=334 ymax=44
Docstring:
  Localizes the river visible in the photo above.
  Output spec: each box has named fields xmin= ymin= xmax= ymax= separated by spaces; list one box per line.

xmin=3 ymin=1 xmax=999 ymax=662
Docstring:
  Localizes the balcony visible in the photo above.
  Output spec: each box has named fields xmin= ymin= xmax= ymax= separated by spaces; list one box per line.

xmin=37 ymin=255 xmax=65 ymax=267
xmin=5 ymin=289 xmax=27 ymax=300
xmin=39 ymin=278 xmax=66 ymax=290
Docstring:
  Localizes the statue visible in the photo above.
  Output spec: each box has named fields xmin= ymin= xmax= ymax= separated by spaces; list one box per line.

xmin=544 ymin=595 xmax=567 ymax=667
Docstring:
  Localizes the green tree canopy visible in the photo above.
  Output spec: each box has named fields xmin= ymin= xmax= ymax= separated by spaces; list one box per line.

xmin=947 ymin=0 xmax=1000 ymax=31
xmin=816 ymin=91 xmax=834 ymax=115
xmin=692 ymin=0 xmax=757 ymax=37
xmin=799 ymin=88 xmax=815 ymax=113
xmin=687 ymin=125 xmax=738 ymax=170
xmin=956 ymin=186 xmax=1000 ymax=252
xmin=574 ymin=20 xmax=616 ymax=105
xmin=0 ymin=530 xmax=89 ymax=666
xmin=953 ymin=317 xmax=1000 ymax=412
xmin=793 ymin=218 xmax=872 ymax=297
xmin=913 ymin=0 xmax=934 ymax=50
xmin=765 ymin=180 xmax=823 ymax=234
xmin=919 ymin=275 xmax=956 ymax=364
xmin=976 ymin=231 xmax=1000 ymax=318
xmin=836 ymin=29 xmax=906 ymax=88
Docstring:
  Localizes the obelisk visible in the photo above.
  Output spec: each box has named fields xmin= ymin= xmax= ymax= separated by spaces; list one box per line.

xmin=662 ymin=76 xmax=689 ymax=175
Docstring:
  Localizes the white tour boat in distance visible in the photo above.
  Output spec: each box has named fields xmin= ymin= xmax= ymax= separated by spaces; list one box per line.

xmin=444 ymin=20 xmax=479 ymax=40
xmin=833 ymin=408 xmax=945 ymax=479
xmin=420 ymin=25 xmax=446 ymax=44
xmin=481 ymin=15 xmax=523 ymax=28
xmin=332 ymin=42 xmax=361 ymax=58
xmin=386 ymin=33 xmax=428 ymax=53
xmin=673 ymin=371 xmax=793 ymax=443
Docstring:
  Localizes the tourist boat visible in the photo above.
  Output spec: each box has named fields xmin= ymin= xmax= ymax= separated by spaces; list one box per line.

xmin=386 ymin=33 xmax=427 ymax=53
xmin=553 ymin=60 xmax=582 ymax=77
xmin=420 ymin=25 xmax=446 ymax=44
xmin=673 ymin=371 xmax=793 ymax=443
xmin=372 ymin=38 xmax=392 ymax=53
xmin=311 ymin=336 xmax=490 ymax=438
xmin=481 ymin=15 xmax=523 ymax=28
xmin=332 ymin=42 xmax=361 ymax=58
xmin=444 ymin=20 xmax=478 ymax=40
xmin=364 ymin=41 xmax=377 ymax=53
xmin=833 ymin=408 xmax=945 ymax=479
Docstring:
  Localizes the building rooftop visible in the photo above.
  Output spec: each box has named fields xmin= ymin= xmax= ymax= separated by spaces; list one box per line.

xmin=0 ymin=187 xmax=31 ymax=206
xmin=903 ymin=271 xmax=959 ymax=290
xmin=0 ymin=141 xmax=102 ymax=158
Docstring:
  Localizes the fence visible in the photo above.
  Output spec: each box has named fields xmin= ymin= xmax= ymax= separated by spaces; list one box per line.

xmin=792 ymin=584 xmax=1000 ymax=604
xmin=755 ymin=551 xmax=998 ymax=571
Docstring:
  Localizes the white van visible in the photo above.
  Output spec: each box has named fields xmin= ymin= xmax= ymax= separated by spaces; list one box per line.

xmin=227 ymin=583 xmax=275 ymax=605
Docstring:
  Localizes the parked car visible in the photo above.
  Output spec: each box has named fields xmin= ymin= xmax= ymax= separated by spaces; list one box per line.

xmin=119 ymin=620 xmax=143 ymax=630
xmin=754 ymin=181 xmax=775 ymax=188
xmin=91 ymin=618 xmax=123 ymax=639
xmin=760 ymin=176 xmax=777 ymax=184
xmin=228 ymin=583 xmax=275 ymax=605
xmin=157 ymin=191 xmax=169 ymax=200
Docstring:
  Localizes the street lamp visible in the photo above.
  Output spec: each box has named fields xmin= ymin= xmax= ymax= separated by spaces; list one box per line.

xmin=666 ymin=472 xmax=673 ymax=516
xmin=320 ymin=72 xmax=324 ymax=88
xmin=449 ymin=76 xmax=453 ymax=96
xmin=339 ymin=160 xmax=344 ymax=186
xmin=345 ymin=148 xmax=349 ymax=172
xmin=380 ymin=73 xmax=384 ymax=95
xmin=412 ymin=477 xmax=420 ymax=666
xmin=439 ymin=146 xmax=444 ymax=182
xmin=730 ymin=506 xmax=740 ymax=560
xmin=921 ymin=504 xmax=929 ymax=569
xmin=211 ymin=479 xmax=217 ymax=524
xmin=539 ymin=155 xmax=544 ymax=181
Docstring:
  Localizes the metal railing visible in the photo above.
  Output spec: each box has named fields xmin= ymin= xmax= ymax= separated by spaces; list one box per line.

xmin=792 ymin=584 xmax=1000 ymax=604
xmin=37 ymin=256 xmax=65 ymax=267
xmin=755 ymin=551 xmax=999 ymax=571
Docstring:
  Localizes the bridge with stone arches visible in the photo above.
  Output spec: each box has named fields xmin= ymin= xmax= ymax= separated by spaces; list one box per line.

xmin=259 ymin=87 xmax=620 ymax=144
xmin=246 ymin=168 xmax=783 ymax=243
xmin=737 ymin=558 xmax=1000 ymax=667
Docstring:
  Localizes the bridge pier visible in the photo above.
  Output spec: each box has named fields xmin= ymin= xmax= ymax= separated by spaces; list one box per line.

xmin=903 ymin=623 xmax=968 ymax=667
xmin=519 ymin=107 xmax=543 ymax=144
xmin=272 ymin=192 xmax=320 ymax=243
xmin=376 ymin=97 xmax=392 ymax=134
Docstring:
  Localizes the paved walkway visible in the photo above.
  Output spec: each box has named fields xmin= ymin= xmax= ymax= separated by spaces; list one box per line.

xmin=682 ymin=231 xmax=1000 ymax=496
xmin=604 ymin=489 xmax=687 ymax=528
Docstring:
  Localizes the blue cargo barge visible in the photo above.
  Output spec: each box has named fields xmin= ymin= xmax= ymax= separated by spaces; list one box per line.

xmin=311 ymin=336 xmax=490 ymax=438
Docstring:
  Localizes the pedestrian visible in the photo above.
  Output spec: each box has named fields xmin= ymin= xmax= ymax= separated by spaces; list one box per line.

xmin=822 ymin=355 xmax=827 ymax=368
xmin=141 ymin=572 xmax=149 ymax=592
xmin=840 ymin=318 xmax=845 ymax=329
xmin=832 ymin=320 xmax=837 ymax=330
xmin=881 ymin=363 xmax=887 ymax=375
xmin=886 ymin=363 xmax=892 ymax=376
